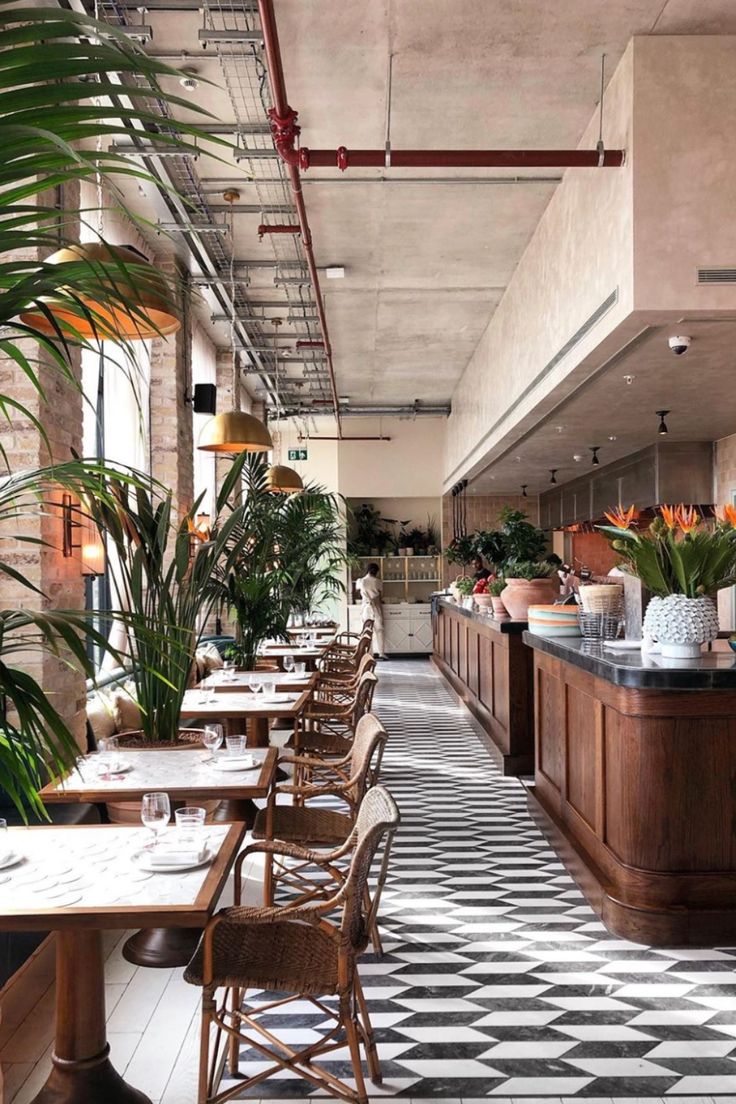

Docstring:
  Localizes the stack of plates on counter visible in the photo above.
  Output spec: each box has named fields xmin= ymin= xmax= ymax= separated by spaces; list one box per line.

xmin=527 ymin=604 xmax=581 ymax=637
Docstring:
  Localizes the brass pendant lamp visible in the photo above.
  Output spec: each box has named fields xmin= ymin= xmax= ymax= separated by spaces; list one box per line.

xmin=265 ymin=318 xmax=303 ymax=492
xmin=19 ymin=242 xmax=180 ymax=340
xmin=197 ymin=191 xmax=273 ymax=454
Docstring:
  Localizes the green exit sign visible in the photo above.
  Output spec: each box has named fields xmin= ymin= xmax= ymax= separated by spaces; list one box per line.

xmin=288 ymin=448 xmax=308 ymax=461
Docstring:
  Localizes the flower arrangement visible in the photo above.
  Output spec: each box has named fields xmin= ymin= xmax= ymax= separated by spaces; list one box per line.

xmin=598 ymin=504 xmax=736 ymax=598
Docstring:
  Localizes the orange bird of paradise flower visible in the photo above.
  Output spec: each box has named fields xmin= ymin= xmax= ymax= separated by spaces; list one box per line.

xmin=675 ymin=504 xmax=699 ymax=533
xmin=659 ymin=504 xmax=678 ymax=529
xmin=603 ymin=504 xmax=636 ymax=530
xmin=716 ymin=504 xmax=736 ymax=527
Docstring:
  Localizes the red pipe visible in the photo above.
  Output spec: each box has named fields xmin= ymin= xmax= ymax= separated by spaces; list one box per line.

xmin=300 ymin=148 xmax=624 ymax=170
xmin=296 ymin=339 xmax=324 ymax=348
xmin=257 ymin=0 xmax=342 ymax=437
xmin=258 ymin=223 xmax=301 ymax=238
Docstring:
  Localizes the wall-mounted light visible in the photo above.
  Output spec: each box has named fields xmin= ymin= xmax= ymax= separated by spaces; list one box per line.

xmin=62 ymin=494 xmax=106 ymax=576
xmin=549 ymin=469 xmax=558 ymax=485
xmin=656 ymin=409 xmax=670 ymax=436
xmin=590 ymin=446 xmax=601 ymax=466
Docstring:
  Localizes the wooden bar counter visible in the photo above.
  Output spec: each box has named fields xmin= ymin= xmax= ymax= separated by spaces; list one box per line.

xmin=524 ymin=631 xmax=736 ymax=946
xmin=432 ymin=597 xmax=534 ymax=775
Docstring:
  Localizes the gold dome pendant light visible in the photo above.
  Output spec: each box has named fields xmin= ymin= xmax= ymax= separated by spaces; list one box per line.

xmin=19 ymin=243 xmax=181 ymax=340
xmin=198 ymin=191 xmax=273 ymax=454
xmin=265 ymin=318 xmax=303 ymax=492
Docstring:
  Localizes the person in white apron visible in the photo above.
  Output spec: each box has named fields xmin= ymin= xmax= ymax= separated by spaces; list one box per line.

xmin=356 ymin=562 xmax=387 ymax=659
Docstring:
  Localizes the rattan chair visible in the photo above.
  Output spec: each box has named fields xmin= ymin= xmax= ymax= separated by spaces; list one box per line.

xmin=321 ymin=627 xmax=373 ymax=675
xmin=319 ymin=652 xmax=376 ymax=697
xmin=298 ymin=671 xmax=377 ymax=758
xmin=184 ymin=786 xmax=400 ymax=1104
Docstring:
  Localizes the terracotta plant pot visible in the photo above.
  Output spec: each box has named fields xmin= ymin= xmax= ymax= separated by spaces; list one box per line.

xmin=500 ymin=577 xmax=557 ymax=620
xmin=473 ymin=594 xmax=494 ymax=611
xmin=491 ymin=596 xmax=508 ymax=618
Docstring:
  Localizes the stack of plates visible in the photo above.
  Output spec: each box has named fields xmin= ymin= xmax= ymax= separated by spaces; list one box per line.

xmin=527 ymin=604 xmax=581 ymax=637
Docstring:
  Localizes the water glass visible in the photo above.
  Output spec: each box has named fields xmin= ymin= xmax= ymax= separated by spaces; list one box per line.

xmin=294 ymin=660 xmax=306 ymax=676
xmin=141 ymin=792 xmax=171 ymax=849
xmin=202 ymin=724 xmax=223 ymax=755
xmin=97 ymin=735 xmax=122 ymax=777
xmin=283 ymin=654 xmax=295 ymax=674
xmin=175 ymin=806 xmax=206 ymax=844
xmin=262 ymin=677 xmax=277 ymax=698
xmin=226 ymin=734 xmax=245 ymax=757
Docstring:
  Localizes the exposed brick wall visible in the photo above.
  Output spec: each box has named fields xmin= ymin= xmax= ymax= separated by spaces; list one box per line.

xmin=715 ymin=434 xmax=736 ymax=629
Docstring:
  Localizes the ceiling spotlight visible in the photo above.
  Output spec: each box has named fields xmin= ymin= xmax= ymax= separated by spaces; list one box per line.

xmin=521 ymin=484 xmax=528 ymax=497
xmin=179 ymin=74 xmax=199 ymax=92
xmin=608 ymin=434 xmax=617 ymax=441
xmin=656 ymin=409 xmax=670 ymax=436
xmin=590 ymin=446 xmax=601 ymax=466
xmin=555 ymin=425 xmax=566 ymax=434
xmin=549 ymin=469 xmax=558 ymax=485
xmin=573 ymin=454 xmax=583 ymax=463
xmin=623 ymin=374 xmax=635 ymax=385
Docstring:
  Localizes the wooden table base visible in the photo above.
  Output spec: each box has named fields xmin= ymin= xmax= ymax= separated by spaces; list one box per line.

xmin=33 ymin=929 xmax=151 ymax=1104
xmin=122 ymin=925 xmax=200 ymax=969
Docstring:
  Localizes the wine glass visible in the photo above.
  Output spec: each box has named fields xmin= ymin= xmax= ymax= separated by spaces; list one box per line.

xmin=141 ymin=792 xmax=171 ymax=850
xmin=247 ymin=672 xmax=262 ymax=694
xmin=202 ymin=724 xmax=223 ymax=758
xmin=283 ymin=654 xmax=295 ymax=676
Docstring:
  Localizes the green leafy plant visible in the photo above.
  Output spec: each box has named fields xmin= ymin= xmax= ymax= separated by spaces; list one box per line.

xmin=454 ymin=575 xmax=476 ymax=596
xmin=488 ymin=578 xmax=506 ymax=597
xmin=496 ymin=508 xmax=548 ymax=566
xmin=276 ymin=485 xmax=347 ymax=620
xmin=598 ymin=504 xmax=736 ymax=598
xmin=404 ymin=526 xmax=427 ymax=553
xmin=86 ymin=456 xmax=250 ymax=741
xmin=444 ymin=534 xmax=476 ymax=569
xmin=474 ymin=528 xmax=507 ymax=567
xmin=348 ymin=502 xmax=391 ymax=556
xmin=503 ymin=560 xmax=557 ymax=581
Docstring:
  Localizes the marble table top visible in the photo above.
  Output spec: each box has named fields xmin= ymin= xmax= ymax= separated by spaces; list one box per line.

xmin=0 ymin=822 xmax=243 ymax=930
xmin=201 ymin=671 xmax=314 ymax=693
xmin=179 ymin=688 xmax=308 ymax=718
xmin=40 ymin=746 xmax=277 ymax=803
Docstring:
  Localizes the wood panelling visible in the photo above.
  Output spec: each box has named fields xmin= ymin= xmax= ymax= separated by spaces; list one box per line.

xmin=528 ymin=646 xmax=736 ymax=946
xmin=433 ymin=601 xmax=534 ymax=775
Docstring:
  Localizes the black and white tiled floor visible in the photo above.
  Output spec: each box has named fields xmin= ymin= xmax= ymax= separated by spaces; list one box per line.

xmin=234 ymin=658 xmax=736 ymax=1100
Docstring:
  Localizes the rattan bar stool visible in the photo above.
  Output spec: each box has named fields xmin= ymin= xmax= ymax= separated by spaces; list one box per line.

xmin=184 ymin=786 xmax=400 ymax=1104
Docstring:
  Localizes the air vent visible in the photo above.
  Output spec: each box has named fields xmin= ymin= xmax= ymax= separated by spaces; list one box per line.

xmin=698 ymin=267 xmax=736 ymax=284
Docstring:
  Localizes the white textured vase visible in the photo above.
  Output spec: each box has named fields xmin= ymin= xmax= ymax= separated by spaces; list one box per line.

xmin=643 ymin=594 xmax=719 ymax=659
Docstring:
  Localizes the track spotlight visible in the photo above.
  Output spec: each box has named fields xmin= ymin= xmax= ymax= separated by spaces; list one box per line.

xmin=549 ymin=469 xmax=558 ymax=485
xmin=656 ymin=409 xmax=670 ymax=436
xmin=590 ymin=446 xmax=600 ymax=466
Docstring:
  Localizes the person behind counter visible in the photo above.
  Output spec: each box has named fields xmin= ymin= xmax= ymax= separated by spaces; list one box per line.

xmin=471 ymin=555 xmax=492 ymax=582
xmin=356 ymin=562 xmax=387 ymax=660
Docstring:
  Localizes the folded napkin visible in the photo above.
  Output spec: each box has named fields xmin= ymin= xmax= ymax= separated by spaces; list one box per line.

xmin=148 ymin=843 xmax=206 ymax=867
xmin=220 ymin=755 xmax=255 ymax=767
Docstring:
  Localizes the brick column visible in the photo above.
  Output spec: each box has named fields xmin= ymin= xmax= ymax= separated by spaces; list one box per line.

xmin=149 ymin=261 xmax=193 ymax=521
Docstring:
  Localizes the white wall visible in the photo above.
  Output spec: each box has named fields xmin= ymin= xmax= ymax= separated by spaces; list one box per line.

xmin=337 ymin=417 xmax=446 ymax=498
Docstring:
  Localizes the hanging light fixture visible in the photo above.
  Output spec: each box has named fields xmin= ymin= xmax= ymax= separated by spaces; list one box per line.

xmin=266 ymin=318 xmax=303 ymax=493
xmin=198 ymin=192 xmax=273 ymax=454
xmin=20 ymin=243 xmax=180 ymax=340
xmin=549 ymin=469 xmax=558 ymax=485
xmin=590 ymin=446 xmax=601 ymax=466
xmin=521 ymin=484 xmax=528 ymax=497
xmin=656 ymin=409 xmax=670 ymax=436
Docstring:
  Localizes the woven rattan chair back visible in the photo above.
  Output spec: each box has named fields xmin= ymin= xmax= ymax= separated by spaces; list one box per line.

xmin=339 ymin=785 xmax=400 ymax=955
xmin=350 ymin=671 xmax=377 ymax=726
xmin=346 ymin=713 xmax=387 ymax=804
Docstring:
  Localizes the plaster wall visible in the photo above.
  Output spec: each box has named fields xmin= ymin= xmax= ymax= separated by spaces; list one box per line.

xmin=444 ymin=43 xmax=635 ymax=487
xmin=337 ymin=417 xmax=446 ymax=499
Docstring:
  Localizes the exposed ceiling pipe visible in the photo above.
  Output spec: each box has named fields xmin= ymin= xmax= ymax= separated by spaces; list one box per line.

xmin=256 ymin=0 xmax=342 ymax=437
xmin=288 ymin=149 xmax=624 ymax=171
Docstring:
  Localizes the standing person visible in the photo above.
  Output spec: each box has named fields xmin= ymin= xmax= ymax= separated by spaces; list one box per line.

xmin=356 ymin=562 xmax=387 ymax=659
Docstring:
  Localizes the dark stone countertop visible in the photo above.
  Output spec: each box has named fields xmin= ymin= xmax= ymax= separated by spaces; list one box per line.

xmin=432 ymin=595 xmax=528 ymax=635
xmin=522 ymin=630 xmax=736 ymax=690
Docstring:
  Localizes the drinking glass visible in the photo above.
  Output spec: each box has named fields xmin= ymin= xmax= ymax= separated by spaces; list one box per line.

xmin=262 ymin=677 xmax=277 ymax=698
xmin=247 ymin=673 xmax=262 ymax=693
xmin=141 ymin=792 xmax=171 ymax=850
xmin=97 ymin=735 xmax=123 ymax=778
xmin=283 ymin=654 xmax=295 ymax=674
xmin=202 ymin=724 xmax=223 ymax=756
xmin=294 ymin=660 xmax=306 ymax=676
xmin=175 ymin=806 xmax=206 ymax=844
xmin=226 ymin=734 xmax=246 ymax=757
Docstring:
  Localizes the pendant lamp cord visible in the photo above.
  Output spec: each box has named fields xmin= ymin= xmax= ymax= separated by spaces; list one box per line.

xmin=227 ymin=195 xmax=239 ymax=413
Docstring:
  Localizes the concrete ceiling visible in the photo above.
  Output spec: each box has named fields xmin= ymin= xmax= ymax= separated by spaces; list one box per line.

xmin=468 ymin=318 xmax=736 ymax=495
xmin=115 ymin=0 xmax=736 ymax=410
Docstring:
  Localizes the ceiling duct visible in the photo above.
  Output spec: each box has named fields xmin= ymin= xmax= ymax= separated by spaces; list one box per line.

xmin=697 ymin=267 xmax=736 ymax=284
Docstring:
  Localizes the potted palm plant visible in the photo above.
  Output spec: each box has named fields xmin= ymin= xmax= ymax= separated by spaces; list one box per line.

xmin=276 ymin=485 xmax=347 ymax=624
xmin=0 ymin=8 xmax=221 ymax=816
xmin=599 ymin=504 xmax=736 ymax=657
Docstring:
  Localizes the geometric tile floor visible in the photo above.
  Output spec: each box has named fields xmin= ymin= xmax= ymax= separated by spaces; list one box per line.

xmin=232 ymin=658 xmax=736 ymax=1099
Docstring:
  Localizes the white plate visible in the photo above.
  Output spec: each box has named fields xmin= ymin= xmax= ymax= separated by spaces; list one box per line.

xmin=210 ymin=756 xmax=258 ymax=772
xmin=279 ymin=673 xmax=309 ymax=683
xmin=260 ymin=692 xmax=298 ymax=704
xmin=97 ymin=760 xmax=134 ymax=775
xmin=133 ymin=845 xmax=215 ymax=873
xmin=0 ymin=852 xmax=23 ymax=871
xmin=603 ymin=639 xmax=642 ymax=651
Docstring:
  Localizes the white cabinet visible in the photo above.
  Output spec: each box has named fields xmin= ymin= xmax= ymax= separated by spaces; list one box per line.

xmin=348 ymin=603 xmax=432 ymax=655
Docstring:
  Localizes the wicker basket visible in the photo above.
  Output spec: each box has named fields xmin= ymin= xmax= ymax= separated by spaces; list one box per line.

xmin=578 ymin=583 xmax=624 ymax=614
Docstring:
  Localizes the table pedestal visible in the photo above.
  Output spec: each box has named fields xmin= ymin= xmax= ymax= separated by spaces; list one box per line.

xmin=33 ymin=930 xmax=151 ymax=1104
xmin=122 ymin=925 xmax=200 ymax=970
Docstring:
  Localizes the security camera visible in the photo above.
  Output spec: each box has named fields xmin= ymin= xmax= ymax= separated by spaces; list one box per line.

xmin=669 ymin=335 xmax=691 ymax=356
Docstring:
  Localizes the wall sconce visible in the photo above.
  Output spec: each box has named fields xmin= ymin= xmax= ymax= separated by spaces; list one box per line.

xmin=62 ymin=494 xmax=106 ymax=576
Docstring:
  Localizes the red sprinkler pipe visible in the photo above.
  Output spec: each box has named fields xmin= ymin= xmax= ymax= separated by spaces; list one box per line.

xmin=299 ymin=148 xmax=624 ymax=170
xmin=258 ymin=223 xmax=302 ymax=239
xmin=257 ymin=0 xmax=342 ymax=437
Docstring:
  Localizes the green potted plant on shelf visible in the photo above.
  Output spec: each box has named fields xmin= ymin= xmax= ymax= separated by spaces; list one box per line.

xmin=444 ymin=533 xmax=476 ymax=574
xmin=0 ymin=7 xmax=223 ymax=816
xmin=487 ymin=577 xmax=508 ymax=618
xmin=500 ymin=561 xmax=558 ymax=619
xmin=598 ymin=503 xmax=736 ymax=658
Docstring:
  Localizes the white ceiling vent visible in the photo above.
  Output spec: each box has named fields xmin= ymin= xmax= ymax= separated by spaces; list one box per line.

xmin=697 ymin=267 xmax=736 ymax=284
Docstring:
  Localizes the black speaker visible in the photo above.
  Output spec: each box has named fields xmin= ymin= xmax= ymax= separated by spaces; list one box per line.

xmin=192 ymin=383 xmax=216 ymax=414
